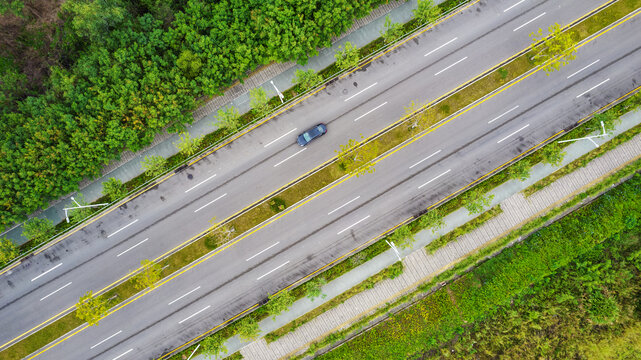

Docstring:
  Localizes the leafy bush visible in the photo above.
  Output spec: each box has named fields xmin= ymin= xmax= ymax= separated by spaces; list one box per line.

xmin=174 ymin=132 xmax=203 ymax=157
xmin=293 ymin=69 xmax=322 ymax=92
xmin=414 ymin=0 xmax=441 ymax=24
xmin=141 ymin=155 xmax=167 ymax=178
xmin=102 ymin=177 xmax=127 ymax=202
xmin=22 ymin=218 xmax=55 ymax=244
xmin=0 ymin=237 xmax=19 ymax=266
xmin=249 ymin=87 xmax=270 ymax=117
xmin=381 ymin=16 xmax=404 ymax=44
xmin=335 ymin=42 xmax=360 ymax=70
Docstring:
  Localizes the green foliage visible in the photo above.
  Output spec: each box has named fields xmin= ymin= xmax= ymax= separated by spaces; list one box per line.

xmin=266 ymin=290 xmax=295 ymax=320
xmin=268 ymin=197 xmax=287 ymax=213
xmin=1 ymin=0 xmax=392 ymax=230
xmin=0 ymin=0 xmax=23 ymax=16
xmin=141 ymin=155 xmax=167 ymax=178
xmin=305 ymin=277 xmax=327 ymax=302
xmin=320 ymin=174 xmax=641 ymax=360
xmin=176 ymin=50 xmax=203 ymax=79
xmin=418 ymin=209 xmax=445 ymax=233
xmin=132 ymin=259 xmax=162 ymax=290
xmin=530 ymin=23 xmax=578 ymax=74
xmin=381 ymin=16 xmax=404 ymax=44
xmin=0 ymin=237 xmax=19 ymax=266
xmin=75 ymin=291 xmax=109 ymax=326
xmin=508 ymin=158 xmax=531 ymax=181
xmin=426 ymin=205 xmax=502 ymax=254
xmin=462 ymin=190 xmax=494 ymax=215
xmin=335 ymin=42 xmax=360 ymax=70
xmin=389 ymin=225 xmax=414 ymax=249
xmin=236 ymin=316 xmax=260 ymax=342
xmin=102 ymin=177 xmax=127 ymax=202
xmin=498 ymin=67 xmax=509 ymax=79
xmin=174 ymin=132 xmax=203 ymax=157
xmin=541 ymin=142 xmax=566 ymax=166
xmin=216 ymin=106 xmax=241 ymax=132
xmin=22 ymin=218 xmax=54 ymax=244
xmin=199 ymin=332 xmax=227 ymax=359
xmin=292 ymin=69 xmax=322 ymax=92
xmin=61 ymin=0 xmax=127 ymax=42
xmin=414 ymin=0 xmax=441 ymax=24
xmin=249 ymin=87 xmax=270 ymax=117
xmin=335 ymin=136 xmax=378 ymax=177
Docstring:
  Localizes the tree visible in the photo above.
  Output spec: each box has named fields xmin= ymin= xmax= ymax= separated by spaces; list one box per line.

xmin=249 ymin=87 xmax=270 ymax=117
xmin=102 ymin=177 xmax=127 ymax=202
xmin=61 ymin=0 xmax=127 ymax=42
xmin=176 ymin=50 xmax=202 ymax=78
xmin=266 ymin=290 xmax=295 ymax=320
xmin=292 ymin=69 xmax=322 ymax=92
xmin=75 ymin=290 xmax=109 ymax=326
xmin=22 ymin=218 xmax=54 ymax=244
xmin=381 ymin=16 xmax=404 ymax=44
xmin=215 ymin=106 xmax=241 ymax=132
xmin=305 ymin=277 xmax=327 ymax=301
xmin=141 ymin=155 xmax=167 ymax=178
xmin=336 ymin=136 xmax=379 ymax=177
xmin=200 ymin=332 xmax=227 ymax=359
xmin=414 ymin=0 xmax=441 ymax=24
xmin=0 ymin=237 xmax=19 ymax=266
xmin=174 ymin=132 xmax=203 ymax=157
xmin=418 ymin=209 xmax=445 ymax=233
xmin=335 ymin=41 xmax=360 ymax=70
xmin=593 ymin=112 xmax=619 ymax=133
xmin=463 ymin=190 xmax=494 ymax=215
xmin=541 ymin=143 xmax=566 ymax=166
xmin=530 ymin=23 xmax=577 ymax=74
xmin=132 ymin=259 xmax=162 ymax=290
xmin=508 ymin=159 xmax=531 ymax=182
xmin=390 ymin=225 xmax=414 ymax=249
xmin=236 ymin=316 xmax=260 ymax=342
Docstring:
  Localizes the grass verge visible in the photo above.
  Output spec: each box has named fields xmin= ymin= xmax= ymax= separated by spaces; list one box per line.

xmin=425 ymin=205 xmax=502 ymax=254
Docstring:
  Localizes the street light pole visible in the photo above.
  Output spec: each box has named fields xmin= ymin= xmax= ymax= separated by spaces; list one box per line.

xmin=385 ymin=240 xmax=403 ymax=261
xmin=63 ymin=196 xmax=109 ymax=223
xmin=270 ymin=80 xmax=285 ymax=104
xmin=557 ymin=121 xmax=608 ymax=148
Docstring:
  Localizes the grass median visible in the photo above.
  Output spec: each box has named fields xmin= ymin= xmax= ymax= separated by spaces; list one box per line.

xmin=5 ymin=1 xmax=640 ymax=359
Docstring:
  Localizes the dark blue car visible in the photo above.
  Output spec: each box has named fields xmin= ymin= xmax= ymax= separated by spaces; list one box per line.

xmin=297 ymin=123 xmax=327 ymax=146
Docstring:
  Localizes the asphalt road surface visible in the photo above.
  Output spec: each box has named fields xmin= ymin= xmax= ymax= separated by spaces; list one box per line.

xmin=1 ymin=0 xmax=635 ymax=358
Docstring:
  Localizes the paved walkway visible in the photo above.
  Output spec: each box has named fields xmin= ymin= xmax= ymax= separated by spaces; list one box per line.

xmin=189 ymin=108 xmax=641 ymax=360
xmin=3 ymin=0 xmax=427 ymax=244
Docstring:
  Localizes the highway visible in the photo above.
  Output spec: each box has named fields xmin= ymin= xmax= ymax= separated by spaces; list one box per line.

xmin=0 ymin=0 xmax=634 ymax=357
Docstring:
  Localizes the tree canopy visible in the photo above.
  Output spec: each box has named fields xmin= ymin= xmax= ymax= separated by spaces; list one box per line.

xmin=0 ymin=0 xmax=390 ymax=230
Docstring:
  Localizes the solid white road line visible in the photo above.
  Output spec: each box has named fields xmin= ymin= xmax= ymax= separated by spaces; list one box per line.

xmin=344 ymin=82 xmax=378 ymax=102
xmin=513 ymin=12 xmax=546 ymax=32
xmin=274 ymin=148 xmax=306 ymax=167
xmin=567 ymin=59 xmax=600 ymax=79
xmin=503 ymin=0 xmax=525 ymax=13
xmin=178 ymin=305 xmax=211 ymax=324
xmin=488 ymin=105 xmax=520 ymax=124
xmin=194 ymin=193 xmax=228 ymax=213
xmin=409 ymin=150 xmax=442 ymax=169
xmin=112 ymin=348 xmax=133 ymax=360
xmin=328 ymin=196 xmax=361 ymax=215
xmin=354 ymin=102 xmax=388 ymax=121
xmin=257 ymin=261 xmax=290 ymax=281
xmin=185 ymin=173 xmax=218 ymax=193
xmin=31 ymin=263 xmax=62 ymax=282
xmin=264 ymin=128 xmax=298 ymax=148
xmin=168 ymin=286 xmax=201 ymax=306
xmin=107 ymin=219 xmax=139 ymax=238
xmin=424 ymin=37 xmax=458 ymax=57
xmin=116 ymin=238 xmax=149 ymax=257
xmin=497 ymin=124 xmax=530 ymax=143
xmin=434 ymin=57 xmax=468 ymax=76
xmin=576 ymin=78 xmax=610 ymax=98
xmin=91 ymin=330 xmax=122 ymax=349
xmin=337 ymin=215 xmax=371 ymax=235
xmin=39 ymin=282 xmax=72 ymax=301
xmin=418 ymin=169 xmax=452 ymax=189
xmin=246 ymin=242 xmax=281 ymax=261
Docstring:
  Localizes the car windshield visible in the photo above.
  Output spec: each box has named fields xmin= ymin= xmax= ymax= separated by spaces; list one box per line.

xmin=303 ymin=132 xmax=312 ymax=142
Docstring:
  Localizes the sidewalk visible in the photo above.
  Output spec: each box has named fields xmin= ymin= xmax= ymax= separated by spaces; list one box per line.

xmin=1 ymin=1 xmax=430 ymax=243
xmin=190 ymin=108 xmax=641 ymax=360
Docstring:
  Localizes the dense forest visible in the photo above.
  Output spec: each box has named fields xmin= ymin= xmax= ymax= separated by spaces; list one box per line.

xmin=0 ymin=0 xmax=392 ymax=229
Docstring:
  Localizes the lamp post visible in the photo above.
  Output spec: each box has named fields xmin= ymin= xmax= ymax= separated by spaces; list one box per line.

xmin=270 ymin=80 xmax=285 ymax=104
xmin=557 ymin=121 xmax=608 ymax=148
xmin=385 ymin=240 xmax=403 ymax=261
xmin=63 ymin=196 xmax=109 ymax=223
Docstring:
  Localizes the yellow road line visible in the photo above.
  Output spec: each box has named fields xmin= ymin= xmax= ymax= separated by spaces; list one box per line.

xmin=16 ymin=1 xmax=635 ymax=357
xmin=157 ymin=6 xmax=641 ymax=358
